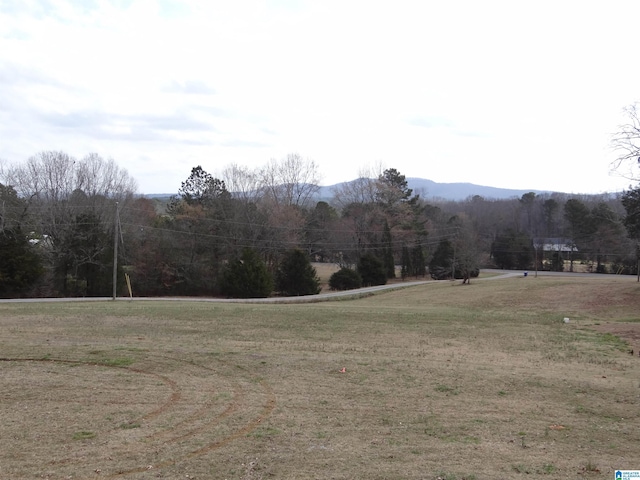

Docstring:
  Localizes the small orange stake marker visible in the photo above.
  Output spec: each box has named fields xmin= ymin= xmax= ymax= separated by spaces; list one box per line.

xmin=339 ymin=367 xmax=346 ymax=373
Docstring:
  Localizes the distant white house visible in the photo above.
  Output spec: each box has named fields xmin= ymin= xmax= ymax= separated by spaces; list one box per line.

xmin=533 ymin=237 xmax=578 ymax=253
xmin=28 ymin=233 xmax=52 ymax=248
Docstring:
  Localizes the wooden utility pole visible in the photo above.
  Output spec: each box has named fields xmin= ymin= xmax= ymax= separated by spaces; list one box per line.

xmin=112 ymin=202 xmax=119 ymax=300
xmin=636 ymin=243 xmax=639 ymax=283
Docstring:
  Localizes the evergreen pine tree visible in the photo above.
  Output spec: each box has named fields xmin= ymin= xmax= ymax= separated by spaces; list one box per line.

xmin=221 ymin=248 xmax=273 ymax=298
xmin=381 ymin=221 xmax=395 ymax=279
xmin=358 ymin=253 xmax=387 ymax=286
xmin=329 ymin=267 xmax=362 ymax=290
xmin=411 ymin=245 xmax=425 ymax=277
xmin=275 ymin=249 xmax=321 ymax=296
xmin=429 ymin=239 xmax=454 ymax=280
xmin=0 ymin=228 xmax=44 ymax=297
xmin=401 ymin=245 xmax=412 ymax=280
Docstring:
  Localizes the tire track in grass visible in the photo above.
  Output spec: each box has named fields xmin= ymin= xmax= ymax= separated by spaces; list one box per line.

xmin=0 ymin=354 xmax=276 ymax=477
xmin=0 ymin=357 xmax=181 ymax=470
xmin=106 ymin=355 xmax=277 ymax=477
xmin=138 ymin=355 xmax=242 ymax=444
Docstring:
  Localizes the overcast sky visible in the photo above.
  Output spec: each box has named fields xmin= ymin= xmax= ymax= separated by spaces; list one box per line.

xmin=1 ymin=0 xmax=639 ymax=195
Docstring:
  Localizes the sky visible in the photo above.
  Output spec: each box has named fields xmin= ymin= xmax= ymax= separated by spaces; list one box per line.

xmin=1 ymin=0 xmax=640 ymax=195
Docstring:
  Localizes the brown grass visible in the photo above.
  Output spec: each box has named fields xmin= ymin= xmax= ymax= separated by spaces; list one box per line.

xmin=1 ymin=275 xmax=640 ymax=479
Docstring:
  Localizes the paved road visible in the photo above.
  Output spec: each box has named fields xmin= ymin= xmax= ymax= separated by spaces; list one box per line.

xmin=0 ymin=280 xmax=432 ymax=304
xmin=0 ymin=269 xmax=632 ymax=304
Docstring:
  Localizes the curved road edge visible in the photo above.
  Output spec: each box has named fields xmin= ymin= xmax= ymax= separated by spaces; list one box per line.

xmin=0 ymin=269 xmax=627 ymax=304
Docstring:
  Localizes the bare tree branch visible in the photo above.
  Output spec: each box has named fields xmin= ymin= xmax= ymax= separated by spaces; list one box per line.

xmin=611 ymin=103 xmax=640 ymax=182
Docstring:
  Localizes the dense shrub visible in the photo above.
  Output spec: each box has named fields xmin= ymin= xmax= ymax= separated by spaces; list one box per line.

xmin=428 ymin=239 xmax=480 ymax=280
xmin=221 ymin=248 xmax=273 ymax=298
xmin=491 ymin=230 xmax=533 ymax=270
xmin=275 ymin=249 xmax=321 ymax=296
xmin=329 ymin=267 xmax=362 ymax=290
xmin=358 ymin=253 xmax=387 ymax=287
xmin=429 ymin=239 xmax=454 ymax=280
xmin=0 ymin=228 xmax=44 ymax=298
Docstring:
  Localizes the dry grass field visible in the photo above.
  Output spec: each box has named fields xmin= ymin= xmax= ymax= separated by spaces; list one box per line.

xmin=1 ymin=274 xmax=640 ymax=479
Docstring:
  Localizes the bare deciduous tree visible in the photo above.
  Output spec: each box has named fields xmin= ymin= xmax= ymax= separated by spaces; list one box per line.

xmin=611 ymin=103 xmax=640 ymax=182
xmin=76 ymin=153 xmax=138 ymax=199
xmin=260 ymin=153 xmax=321 ymax=207
xmin=3 ymin=151 xmax=75 ymax=202
xmin=221 ymin=163 xmax=261 ymax=203
xmin=331 ymin=164 xmax=382 ymax=210
xmin=2 ymin=151 xmax=136 ymax=203
xmin=0 ymin=151 xmax=137 ymax=296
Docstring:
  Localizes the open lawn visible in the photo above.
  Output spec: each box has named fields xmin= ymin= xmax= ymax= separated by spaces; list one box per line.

xmin=1 ymin=275 xmax=640 ymax=479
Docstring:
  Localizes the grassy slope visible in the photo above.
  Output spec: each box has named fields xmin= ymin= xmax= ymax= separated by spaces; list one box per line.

xmin=1 ymin=276 xmax=639 ymax=479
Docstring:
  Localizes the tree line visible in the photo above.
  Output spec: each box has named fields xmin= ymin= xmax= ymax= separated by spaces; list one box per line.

xmin=0 ymin=150 xmax=638 ymax=299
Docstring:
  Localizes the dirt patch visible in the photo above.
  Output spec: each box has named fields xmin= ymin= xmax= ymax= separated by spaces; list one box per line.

xmin=592 ymin=322 xmax=640 ymax=354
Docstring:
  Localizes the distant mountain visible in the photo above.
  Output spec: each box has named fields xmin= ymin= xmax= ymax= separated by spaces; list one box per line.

xmin=145 ymin=179 xmax=549 ymax=203
xmin=316 ymin=178 xmax=548 ymax=202
xmin=406 ymin=178 xmax=548 ymax=200
xmin=145 ymin=193 xmax=175 ymax=199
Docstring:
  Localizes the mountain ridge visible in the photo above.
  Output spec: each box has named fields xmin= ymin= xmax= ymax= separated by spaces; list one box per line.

xmin=316 ymin=177 xmax=549 ymax=201
xmin=144 ymin=178 xmax=564 ymax=202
